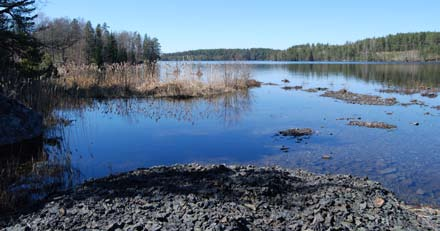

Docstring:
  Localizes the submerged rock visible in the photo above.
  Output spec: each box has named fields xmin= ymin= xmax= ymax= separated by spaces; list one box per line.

xmin=321 ymin=89 xmax=398 ymax=106
xmin=0 ymin=95 xmax=43 ymax=146
xmin=281 ymin=85 xmax=303 ymax=90
xmin=322 ymin=154 xmax=332 ymax=160
xmin=279 ymin=128 xmax=313 ymax=137
xmin=378 ymin=167 xmax=398 ymax=175
xmin=401 ymin=99 xmax=427 ymax=107
xmin=348 ymin=121 xmax=397 ymax=129
xmin=303 ymin=87 xmax=328 ymax=93
xmin=262 ymin=82 xmax=279 ymax=86
xmin=421 ymin=92 xmax=438 ymax=98
xmin=2 ymin=164 xmax=435 ymax=230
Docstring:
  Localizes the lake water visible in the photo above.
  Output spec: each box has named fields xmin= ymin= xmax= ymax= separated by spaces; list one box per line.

xmin=4 ymin=62 xmax=440 ymax=210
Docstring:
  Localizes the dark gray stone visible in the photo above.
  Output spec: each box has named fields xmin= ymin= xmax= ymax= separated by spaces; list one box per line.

xmin=0 ymin=95 xmax=43 ymax=146
xmin=1 ymin=164 xmax=436 ymax=230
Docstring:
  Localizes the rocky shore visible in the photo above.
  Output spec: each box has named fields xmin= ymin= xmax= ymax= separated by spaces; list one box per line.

xmin=1 ymin=164 xmax=438 ymax=230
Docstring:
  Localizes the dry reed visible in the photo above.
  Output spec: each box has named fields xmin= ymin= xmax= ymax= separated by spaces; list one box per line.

xmin=53 ymin=62 xmax=260 ymax=99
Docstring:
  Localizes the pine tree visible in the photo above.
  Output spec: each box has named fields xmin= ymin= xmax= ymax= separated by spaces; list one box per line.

xmin=94 ymin=24 xmax=103 ymax=66
xmin=107 ymin=33 xmax=118 ymax=63
xmin=134 ymin=33 xmax=142 ymax=63
xmin=83 ymin=21 xmax=95 ymax=65
xmin=143 ymin=34 xmax=161 ymax=64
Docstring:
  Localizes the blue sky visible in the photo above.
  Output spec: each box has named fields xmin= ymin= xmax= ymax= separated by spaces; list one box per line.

xmin=40 ymin=0 xmax=440 ymax=53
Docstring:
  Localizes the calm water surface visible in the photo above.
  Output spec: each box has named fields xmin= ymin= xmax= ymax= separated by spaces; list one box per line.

xmin=10 ymin=62 xmax=440 ymax=208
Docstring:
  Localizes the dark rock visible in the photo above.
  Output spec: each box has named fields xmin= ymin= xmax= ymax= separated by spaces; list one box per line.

xmin=401 ymin=99 xmax=426 ymax=107
xmin=279 ymin=128 xmax=313 ymax=137
xmin=421 ymin=92 xmax=438 ymax=98
xmin=303 ymin=87 xmax=328 ymax=93
xmin=0 ymin=95 xmax=43 ymax=146
xmin=281 ymin=86 xmax=302 ymax=90
xmin=262 ymin=82 xmax=279 ymax=86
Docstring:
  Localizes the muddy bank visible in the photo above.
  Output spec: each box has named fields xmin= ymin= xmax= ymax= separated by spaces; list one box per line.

xmin=2 ymin=164 xmax=436 ymax=230
xmin=321 ymin=89 xmax=398 ymax=106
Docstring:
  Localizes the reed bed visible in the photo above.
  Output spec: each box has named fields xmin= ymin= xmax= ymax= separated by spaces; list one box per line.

xmin=54 ymin=62 xmax=260 ymax=99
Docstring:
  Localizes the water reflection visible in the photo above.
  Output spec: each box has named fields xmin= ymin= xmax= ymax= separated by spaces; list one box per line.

xmin=259 ymin=62 xmax=440 ymax=90
xmin=70 ymin=90 xmax=253 ymax=126
xmin=51 ymin=63 xmax=440 ymax=208
xmin=0 ymin=128 xmax=79 ymax=216
xmin=1 ymin=62 xmax=440 ymax=216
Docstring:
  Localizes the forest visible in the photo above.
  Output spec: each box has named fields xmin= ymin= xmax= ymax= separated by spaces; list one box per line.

xmin=34 ymin=17 xmax=161 ymax=66
xmin=162 ymin=48 xmax=283 ymax=61
xmin=0 ymin=0 xmax=161 ymax=89
xmin=162 ymin=32 xmax=440 ymax=62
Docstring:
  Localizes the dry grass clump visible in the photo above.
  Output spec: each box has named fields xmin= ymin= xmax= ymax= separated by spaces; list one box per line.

xmin=54 ymin=62 xmax=259 ymax=99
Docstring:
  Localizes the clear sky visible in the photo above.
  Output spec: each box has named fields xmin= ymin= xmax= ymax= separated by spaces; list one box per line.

xmin=39 ymin=0 xmax=440 ymax=53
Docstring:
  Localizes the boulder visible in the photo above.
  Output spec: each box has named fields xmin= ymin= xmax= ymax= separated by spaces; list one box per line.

xmin=0 ymin=95 xmax=43 ymax=146
xmin=279 ymin=128 xmax=313 ymax=137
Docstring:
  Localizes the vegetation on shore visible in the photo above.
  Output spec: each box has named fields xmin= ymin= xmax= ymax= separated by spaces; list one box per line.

xmin=1 ymin=0 xmax=162 ymax=106
xmin=55 ymin=62 xmax=259 ymax=99
xmin=1 ymin=0 xmax=259 ymax=108
xmin=163 ymin=32 xmax=440 ymax=62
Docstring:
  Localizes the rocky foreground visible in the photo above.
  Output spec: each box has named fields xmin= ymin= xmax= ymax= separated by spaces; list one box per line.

xmin=2 ymin=164 xmax=438 ymax=230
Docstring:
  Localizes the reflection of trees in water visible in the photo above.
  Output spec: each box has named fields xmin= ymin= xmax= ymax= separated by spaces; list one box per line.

xmin=80 ymin=90 xmax=253 ymax=126
xmin=285 ymin=63 xmax=440 ymax=89
xmin=0 ymin=127 xmax=79 ymax=216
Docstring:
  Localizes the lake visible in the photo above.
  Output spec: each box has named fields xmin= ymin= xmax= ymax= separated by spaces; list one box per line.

xmin=4 ymin=62 xmax=440 ymax=210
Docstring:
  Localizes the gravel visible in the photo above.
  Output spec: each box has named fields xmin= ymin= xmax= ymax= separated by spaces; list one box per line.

xmin=1 ymin=164 xmax=437 ymax=230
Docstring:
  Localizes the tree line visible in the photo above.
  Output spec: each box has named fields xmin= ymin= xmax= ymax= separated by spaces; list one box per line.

xmin=163 ymin=32 xmax=440 ymax=62
xmin=162 ymin=48 xmax=283 ymax=61
xmin=35 ymin=17 xmax=161 ymax=66
xmin=1 ymin=0 xmax=161 ymax=85
xmin=1 ymin=0 xmax=162 ymax=102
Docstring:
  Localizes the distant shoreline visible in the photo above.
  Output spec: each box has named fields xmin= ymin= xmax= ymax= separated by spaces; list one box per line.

xmin=160 ymin=60 xmax=440 ymax=64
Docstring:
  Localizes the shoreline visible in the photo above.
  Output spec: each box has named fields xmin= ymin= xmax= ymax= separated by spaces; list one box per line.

xmin=2 ymin=164 xmax=438 ymax=230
